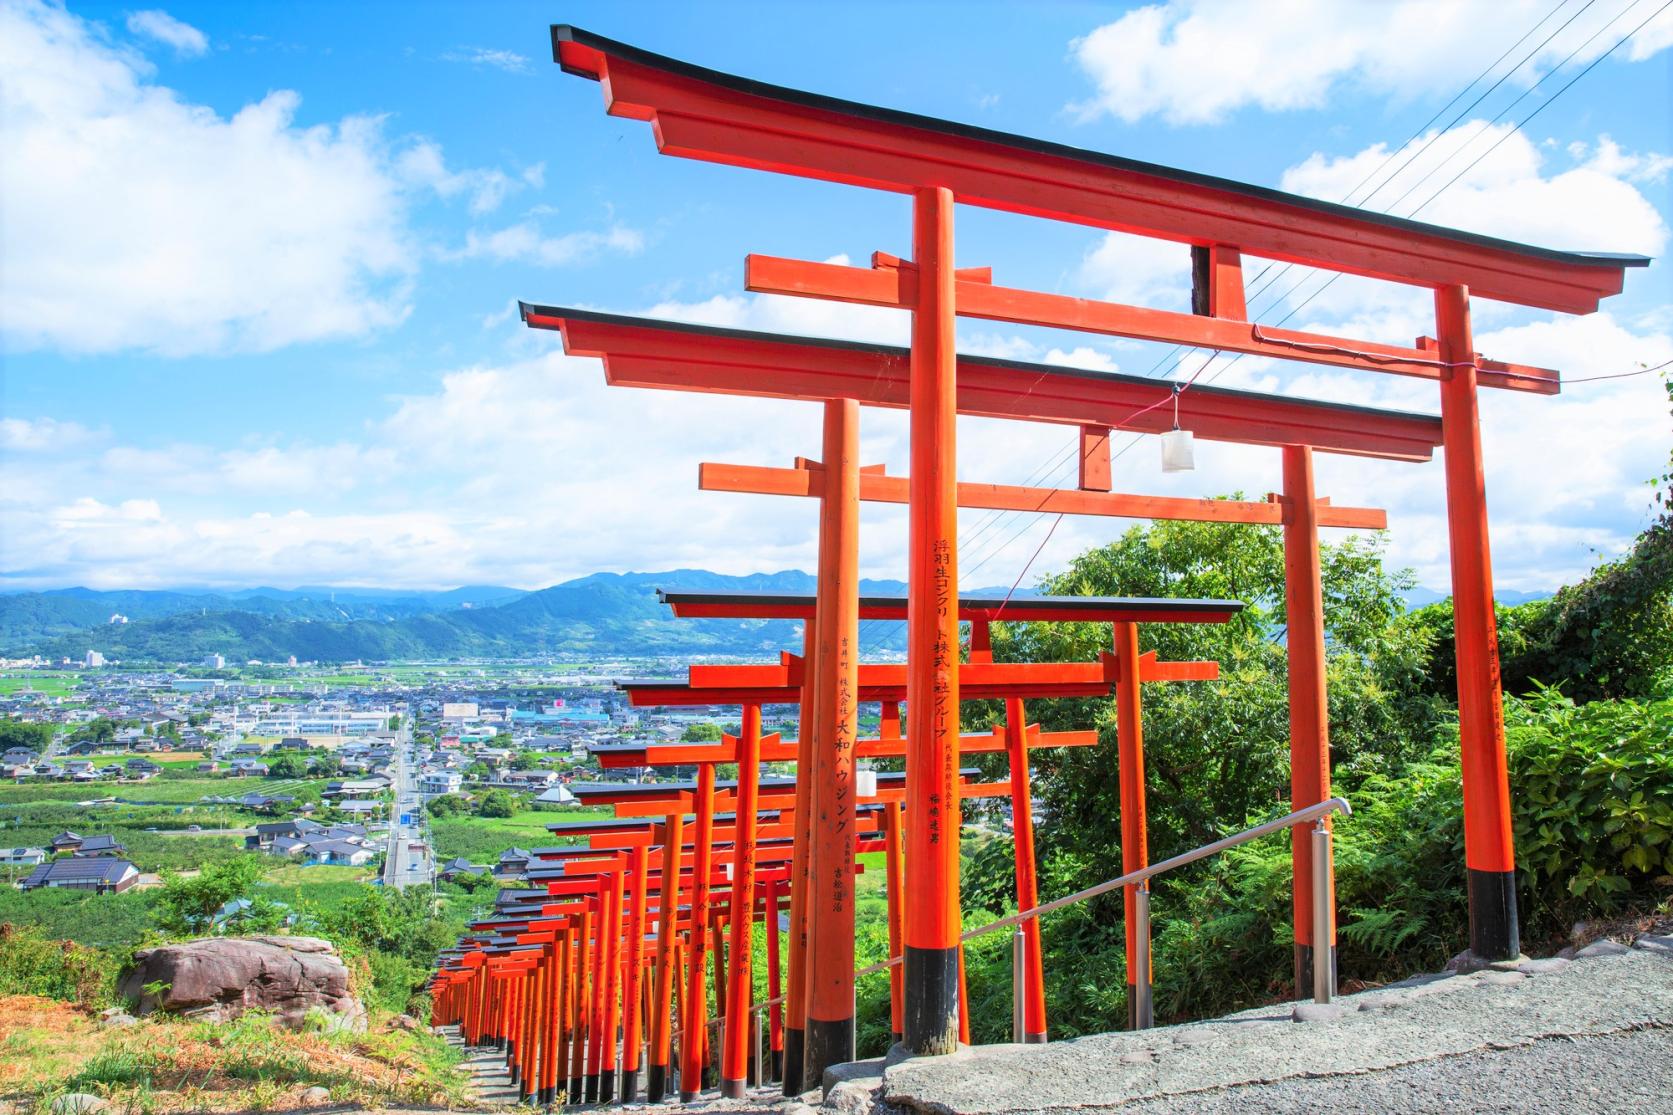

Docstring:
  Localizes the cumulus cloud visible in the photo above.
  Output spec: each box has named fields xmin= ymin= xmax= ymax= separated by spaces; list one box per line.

xmin=445 ymin=222 xmax=645 ymax=267
xmin=1069 ymin=0 xmax=1673 ymax=125
xmin=443 ymin=47 xmax=530 ymax=74
xmin=125 ymin=9 xmax=206 ymax=56
xmin=0 ymin=1 xmax=597 ymax=357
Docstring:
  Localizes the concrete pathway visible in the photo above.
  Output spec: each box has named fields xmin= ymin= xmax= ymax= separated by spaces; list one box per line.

xmin=818 ymin=934 xmax=1673 ymax=1114
xmin=437 ymin=1023 xmax=523 ymax=1108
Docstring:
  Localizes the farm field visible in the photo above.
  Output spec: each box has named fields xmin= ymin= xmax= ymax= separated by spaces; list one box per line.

xmin=0 ymin=775 xmax=328 ymax=807
xmin=0 ymin=671 xmax=81 ymax=697
xmin=428 ymin=804 xmax=614 ymax=861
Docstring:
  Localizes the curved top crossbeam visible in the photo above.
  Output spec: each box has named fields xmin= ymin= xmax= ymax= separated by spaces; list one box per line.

xmin=550 ymin=25 xmax=1646 ymax=313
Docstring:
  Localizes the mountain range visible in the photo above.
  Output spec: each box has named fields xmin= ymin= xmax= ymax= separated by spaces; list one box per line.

xmin=1 ymin=573 xmax=1549 ymax=664
xmin=1 ymin=571 xmax=917 ymax=662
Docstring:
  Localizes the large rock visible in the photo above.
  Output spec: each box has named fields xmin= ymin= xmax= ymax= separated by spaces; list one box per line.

xmin=119 ymin=935 xmax=364 ymax=1029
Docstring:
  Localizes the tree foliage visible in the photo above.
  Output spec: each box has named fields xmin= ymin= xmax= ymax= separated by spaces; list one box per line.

xmin=154 ymin=857 xmax=267 ymax=935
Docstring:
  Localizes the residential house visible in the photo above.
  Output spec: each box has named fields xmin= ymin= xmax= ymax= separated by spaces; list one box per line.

xmin=72 ymin=835 xmax=127 ymax=858
xmin=124 ymin=758 xmax=162 ymax=779
xmin=534 ymin=784 xmax=578 ymax=806
xmin=229 ymin=759 xmax=269 ymax=777
xmin=503 ymin=770 xmax=559 ymax=789
xmin=0 ymin=847 xmax=46 ymax=867
xmin=437 ymin=857 xmax=485 ymax=883
xmin=18 ymin=857 xmax=139 ymax=893
xmin=49 ymin=831 xmax=84 ymax=854
xmin=494 ymin=847 xmax=532 ymax=878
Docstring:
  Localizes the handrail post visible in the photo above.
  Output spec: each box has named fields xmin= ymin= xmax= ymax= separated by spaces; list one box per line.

xmin=1011 ymin=926 xmax=1026 ymax=1042
xmin=750 ymin=1006 xmax=762 ymax=1087
xmin=1132 ymin=882 xmax=1153 ymax=1029
xmin=1311 ymin=819 xmax=1336 ymax=1003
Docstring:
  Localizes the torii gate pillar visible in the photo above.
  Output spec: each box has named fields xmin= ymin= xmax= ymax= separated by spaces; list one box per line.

xmin=1437 ymin=284 xmax=1520 ymax=961
xmin=905 ymin=184 xmax=963 ymax=1056
xmin=1283 ymin=445 xmax=1334 ymax=994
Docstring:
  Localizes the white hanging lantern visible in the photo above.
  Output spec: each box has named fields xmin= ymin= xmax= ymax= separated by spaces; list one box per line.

xmin=855 ymin=768 xmax=878 ymax=797
xmin=1160 ymin=428 xmax=1195 ymax=473
xmin=1160 ymin=382 xmax=1195 ymax=473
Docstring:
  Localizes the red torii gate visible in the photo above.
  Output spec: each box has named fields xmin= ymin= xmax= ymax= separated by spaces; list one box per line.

xmin=651 ymin=588 xmax=1242 ymax=1039
xmin=522 ymin=295 xmax=1412 ymax=1031
xmin=521 ymin=20 xmax=1649 ymax=1079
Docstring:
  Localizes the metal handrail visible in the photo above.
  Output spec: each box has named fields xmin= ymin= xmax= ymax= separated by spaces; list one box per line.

xmin=747 ymin=795 xmax=1351 ymax=1011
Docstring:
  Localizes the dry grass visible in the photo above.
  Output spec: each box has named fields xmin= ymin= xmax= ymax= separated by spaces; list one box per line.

xmin=0 ymin=996 xmax=474 ymax=1114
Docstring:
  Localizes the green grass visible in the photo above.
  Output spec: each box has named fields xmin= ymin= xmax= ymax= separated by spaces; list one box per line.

xmin=429 ymin=804 xmax=613 ymax=861
xmin=0 ymin=671 xmax=80 ymax=696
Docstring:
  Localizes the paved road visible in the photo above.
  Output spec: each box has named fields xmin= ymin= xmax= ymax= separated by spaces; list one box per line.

xmin=872 ymin=942 xmax=1673 ymax=1115
xmin=381 ymin=724 xmax=432 ymax=889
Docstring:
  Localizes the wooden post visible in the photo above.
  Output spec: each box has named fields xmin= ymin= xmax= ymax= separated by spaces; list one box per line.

xmin=783 ymin=622 xmax=819 ymax=1095
xmin=1114 ymin=620 xmax=1150 ymax=1027
xmin=1283 ymin=444 xmax=1334 ymax=996
xmin=1436 ymin=284 xmax=1520 ymax=962
xmin=884 ymin=800 xmax=905 ymax=1046
xmin=1004 ymin=698 xmax=1047 ymax=1041
xmin=805 ymin=398 xmax=862 ymax=1082
xmin=722 ymin=704 xmax=764 ymax=1097
xmin=905 ymin=183 xmax=962 ymax=1057
xmin=765 ymin=876 xmax=784 ymax=1078
xmin=620 ymin=843 xmax=651 ymax=1102
xmin=680 ymin=763 xmax=718 ymax=1102
xmin=647 ymin=813 xmax=683 ymax=1101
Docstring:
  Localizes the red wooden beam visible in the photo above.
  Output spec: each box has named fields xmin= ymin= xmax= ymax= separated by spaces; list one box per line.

xmin=548 ymin=26 xmax=1644 ymax=314
xmin=743 ymin=254 xmax=1562 ymax=394
xmin=658 ymin=588 xmax=1243 ymax=623
xmin=521 ymin=306 xmax=1444 ymax=461
xmin=698 ymin=460 xmax=1389 ymax=529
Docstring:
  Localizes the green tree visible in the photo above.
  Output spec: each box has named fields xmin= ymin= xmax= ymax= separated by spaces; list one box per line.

xmin=387 ymin=714 xmax=402 ymax=731
xmin=681 ymin=722 xmax=724 ymax=742
xmin=0 ymin=719 xmax=55 ymax=752
xmin=475 ymin=789 xmax=520 ymax=819
xmin=154 ymin=857 xmax=267 ymax=935
xmin=266 ymin=753 xmax=307 ymax=779
xmin=426 ymin=794 xmax=469 ymax=818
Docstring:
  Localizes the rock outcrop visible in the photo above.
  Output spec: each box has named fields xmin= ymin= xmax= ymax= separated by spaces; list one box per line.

xmin=120 ymin=935 xmax=363 ymax=1029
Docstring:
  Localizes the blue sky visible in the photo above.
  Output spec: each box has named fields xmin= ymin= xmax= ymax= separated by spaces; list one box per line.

xmin=2 ymin=0 xmax=1670 ymax=596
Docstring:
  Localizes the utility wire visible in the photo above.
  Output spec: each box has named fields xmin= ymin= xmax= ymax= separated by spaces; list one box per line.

xmin=859 ymin=0 xmax=1657 ymax=656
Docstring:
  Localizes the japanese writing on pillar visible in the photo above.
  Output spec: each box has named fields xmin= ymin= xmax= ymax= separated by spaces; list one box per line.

xmin=832 ymin=631 xmax=853 ymax=913
xmin=930 ymin=538 xmax=954 ymax=845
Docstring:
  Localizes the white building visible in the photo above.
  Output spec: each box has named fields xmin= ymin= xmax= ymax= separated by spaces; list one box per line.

xmin=83 ymin=650 xmax=106 ymax=668
xmin=203 ymin=654 xmax=226 ymax=669
xmin=419 ymin=770 xmax=463 ymax=796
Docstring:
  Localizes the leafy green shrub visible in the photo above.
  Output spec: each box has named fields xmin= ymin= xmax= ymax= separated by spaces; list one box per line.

xmin=1506 ymin=687 xmax=1673 ymax=923
xmin=0 ymin=922 xmax=120 ymax=1008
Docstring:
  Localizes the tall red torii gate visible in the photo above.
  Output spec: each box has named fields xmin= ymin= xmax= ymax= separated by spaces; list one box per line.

xmin=536 ymin=20 xmax=1646 ymax=1069
xmin=522 ymin=302 xmax=1403 ymax=1013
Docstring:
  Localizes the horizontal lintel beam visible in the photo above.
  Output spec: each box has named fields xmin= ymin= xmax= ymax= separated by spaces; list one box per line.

xmin=698 ymin=460 xmax=1388 ymax=530
xmin=744 ymin=253 xmax=1560 ymax=394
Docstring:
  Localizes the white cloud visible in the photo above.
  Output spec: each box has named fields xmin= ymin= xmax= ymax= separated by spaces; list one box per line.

xmin=443 ymin=47 xmax=530 ymax=74
xmin=125 ymin=9 xmax=206 ymax=56
xmin=0 ymin=416 xmax=102 ymax=452
xmin=0 ymin=1 xmax=592 ymax=357
xmin=444 ymin=222 xmax=645 ymax=268
xmin=396 ymin=140 xmax=537 ymax=215
xmin=1069 ymin=0 xmax=1673 ymax=125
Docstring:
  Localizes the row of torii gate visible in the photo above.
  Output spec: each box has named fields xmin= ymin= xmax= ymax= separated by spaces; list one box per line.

xmin=428 ymin=22 xmax=1642 ymax=1107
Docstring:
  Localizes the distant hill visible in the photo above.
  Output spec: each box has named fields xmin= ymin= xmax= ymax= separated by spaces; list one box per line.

xmin=3 ymin=571 xmax=1010 ymax=663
